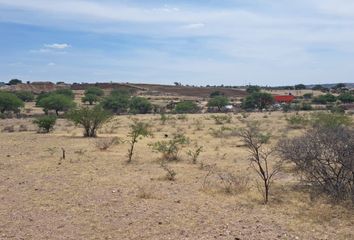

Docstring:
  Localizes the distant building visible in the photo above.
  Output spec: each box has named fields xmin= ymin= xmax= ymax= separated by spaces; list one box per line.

xmin=274 ymin=95 xmax=295 ymax=104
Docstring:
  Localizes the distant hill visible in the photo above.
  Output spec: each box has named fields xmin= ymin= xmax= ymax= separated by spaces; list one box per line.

xmin=306 ymin=83 xmax=354 ymax=89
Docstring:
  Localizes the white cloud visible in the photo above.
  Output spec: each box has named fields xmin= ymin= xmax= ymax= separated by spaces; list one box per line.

xmin=181 ymin=23 xmax=205 ymax=29
xmin=44 ymin=43 xmax=70 ymax=49
xmin=47 ymin=62 xmax=56 ymax=66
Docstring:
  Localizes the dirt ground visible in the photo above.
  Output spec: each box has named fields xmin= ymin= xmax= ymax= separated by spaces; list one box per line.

xmin=1 ymin=112 xmax=353 ymax=240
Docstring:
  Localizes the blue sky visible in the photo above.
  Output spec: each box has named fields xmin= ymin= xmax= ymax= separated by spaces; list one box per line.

xmin=0 ymin=0 xmax=354 ymax=86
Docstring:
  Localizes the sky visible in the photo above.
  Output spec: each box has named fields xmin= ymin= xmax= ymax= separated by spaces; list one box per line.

xmin=0 ymin=0 xmax=354 ymax=86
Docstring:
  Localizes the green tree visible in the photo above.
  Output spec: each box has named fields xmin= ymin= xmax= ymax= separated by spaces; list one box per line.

xmin=0 ymin=92 xmax=24 ymax=113
xmin=295 ymin=84 xmax=306 ymax=90
xmin=210 ymin=91 xmax=224 ymax=98
xmin=14 ymin=91 xmax=35 ymax=102
xmin=84 ymin=87 xmax=104 ymax=97
xmin=337 ymin=93 xmax=354 ymax=103
xmin=175 ymin=101 xmax=199 ymax=113
xmin=8 ymin=79 xmax=22 ymax=85
xmin=246 ymin=85 xmax=261 ymax=94
xmin=37 ymin=94 xmax=75 ymax=115
xmin=127 ymin=121 xmax=151 ymax=163
xmin=101 ymin=94 xmax=130 ymax=114
xmin=129 ymin=96 xmax=152 ymax=114
xmin=54 ymin=89 xmax=75 ymax=99
xmin=33 ymin=115 xmax=57 ymax=133
xmin=82 ymin=94 xmax=99 ymax=105
xmin=241 ymin=92 xmax=274 ymax=110
xmin=207 ymin=96 xmax=230 ymax=111
xmin=66 ymin=106 xmax=112 ymax=137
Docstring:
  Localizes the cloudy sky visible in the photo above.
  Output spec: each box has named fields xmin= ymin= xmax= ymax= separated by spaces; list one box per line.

xmin=0 ymin=0 xmax=353 ymax=86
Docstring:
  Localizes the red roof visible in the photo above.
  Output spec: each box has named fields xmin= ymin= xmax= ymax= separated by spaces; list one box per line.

xmin=274 ymin=95 xmax=295 ymax=103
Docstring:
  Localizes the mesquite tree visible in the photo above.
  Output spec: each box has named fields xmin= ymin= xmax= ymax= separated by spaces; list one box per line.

xmin=238 ymin=123 xmax=282 ymax=204
xmin=127 ymin=121 xmax=151 ymax=163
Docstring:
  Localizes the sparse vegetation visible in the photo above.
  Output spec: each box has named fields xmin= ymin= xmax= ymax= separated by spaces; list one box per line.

xmin=150 ymin=133 xmax=189 ymax=161
xmin=127 ymin=121 xmax=151 ymax=163
xmin=175 ymin=101 xmax=199 ymax=114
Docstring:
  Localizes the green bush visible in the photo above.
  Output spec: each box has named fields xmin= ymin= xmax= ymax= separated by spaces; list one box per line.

xmin=66 ymin=106 xmax=112 ymax=137
xmin=101 ymin=90 xmax=131 ymax=114
xmin=310 ymin=112 xmax=352 ymax=128
xmin=37 ymin=94 xmax=76 ymax=115
xmin=207 ymin=96 xmax=229 ymax=111
xmin=337 ymin=93 xmax=354 ymax=103
xmin=33 ymin=115 xmax=57 ymax=133
xmin=286 ymin=114 xmax=308 ymax=128
xmin=313 ymin=94 xmax=336 ymax=104
xmin=150 ymin=134 xmax=190 ymax=161
xmin=129 ymin=96 xmax=152 ymax=114
xmin=175 ymin=101 xmax=199 ymax=114
xmin=0 ymin=91 xmax=24 ymax=113
xmin=15 ymin=91 xmax=35 ymax=102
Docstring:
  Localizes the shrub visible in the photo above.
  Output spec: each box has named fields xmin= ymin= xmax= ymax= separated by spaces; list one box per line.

xmin=129 ymin=97 xmax=152 ymax=114
xmin=310 ymin=112 xmax=351 ymax=128
xmin=187 ymin=145 xmax=203 ymax=164
xmin=301 ymin=103 xmax=313 ymax=111
xmin=127 ymin=121 xmax=151 ymax=163
xmin=37 ymin=94 xmax=75 ymax=115
xmin=175 ymin=101 xmax=199 ymax=114
xmin=278 ymin=126 xmax=354 ymax=203
xmin=8 ymin=79 xmax=22 ymax=85
xmin=33 ymin=115 xmax=57 ymax=133
xmin=66 ymin=106 xmax=112 ymax=137
xmin=313 ymin=94 xmax=336 ymax=104
xmin=14 ymin=91 xmax=35 ymax=102
xmin=150 ymin=134 xmax=190 ymax=161
xmin=211 ymin=114 xmax=232 ymax=125
xmin=246 ymin=85 xmax=261 ymax=94
xmin=286 ymin=114 xmax=308 ymax=128
xmin=217 ymin=172 xmax=250 ymax=195
xmin=207 ymin=96 xmax=230 ymax=112
xmin=95 ymin=137 xmax=120 ymax=151
xmin=210 ymin=91 xmax=225 ymax=98
xmin=0 ymin=92 xmax=24 ymax=113
xmin=241 ymin=92 xmax=274 ymax=110
xmin=337 ymin=93 xmax=354 ymax=103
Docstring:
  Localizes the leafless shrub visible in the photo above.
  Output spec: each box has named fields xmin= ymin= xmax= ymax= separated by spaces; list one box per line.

xmin=237 ymin=122 xmax=282 ymax=204
xmin=95 ymin=137 xmax=120 ymax=151
xmin=18 ymin=124 xmax=28 ymax=132
xmin=2 ymin=125 xmax=15 ymax=133
xmin=278 ymin=126 xmax=354 ymax=203
xmin=217 ymin=172 xmax=250 ymax=194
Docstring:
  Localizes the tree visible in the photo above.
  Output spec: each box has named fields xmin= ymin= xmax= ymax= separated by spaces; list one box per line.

xmin=207 ymin=96 xmax=230 ymax=111
xmin=210 ymin=91 xmax=224 ymax=98
xmin=337 ymin=93 xmax=354 ymax=103
xmin=37 ymin=94 xmax=75 ymax=115
xmin=246 ymin=85 xmax=261 ymax=94
xmin=312 ymin=84 xmax=324 ymax=91
xmin=8 ymin=79 xmax=22 ymax=85
xmin=14 ymin=91 xmax=35 ymax=102
xmin=295 ymin=84 xmax=306 ymax=90
xmin=333 ymin=83 xmax=346 ymax=90
xmin=175 ymin=101 xmax=199 ymax=113
xmin=129 ymin=96 xmax=152 ymax=114
xmin=127 ymin=121 xmax=151 ymax=163
xmin=66 ymin=106 xmax=112 ymax=137
xmin=82 ymin=94 xmax=99 ymax=105
xmin=54 ymin=89 xmax=75 ymax=99
xmin=33 ymin=115 xmax=57 ymax=133
xmin=101 ymin=89 xmax=131 ymax=114
xmin=0 ymin=92 xmax=24 ymax=113
xmin=84 ymin=87 xmax=104 ymax=97
xmin=241 ymin=92 xmax=274 ymax=110
xmin=238 ymin=123 xmax=282 ymax=204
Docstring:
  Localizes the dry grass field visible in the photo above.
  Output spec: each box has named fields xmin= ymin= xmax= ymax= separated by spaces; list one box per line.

xmin=1 ymin=112 xmax=354 ymax=240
